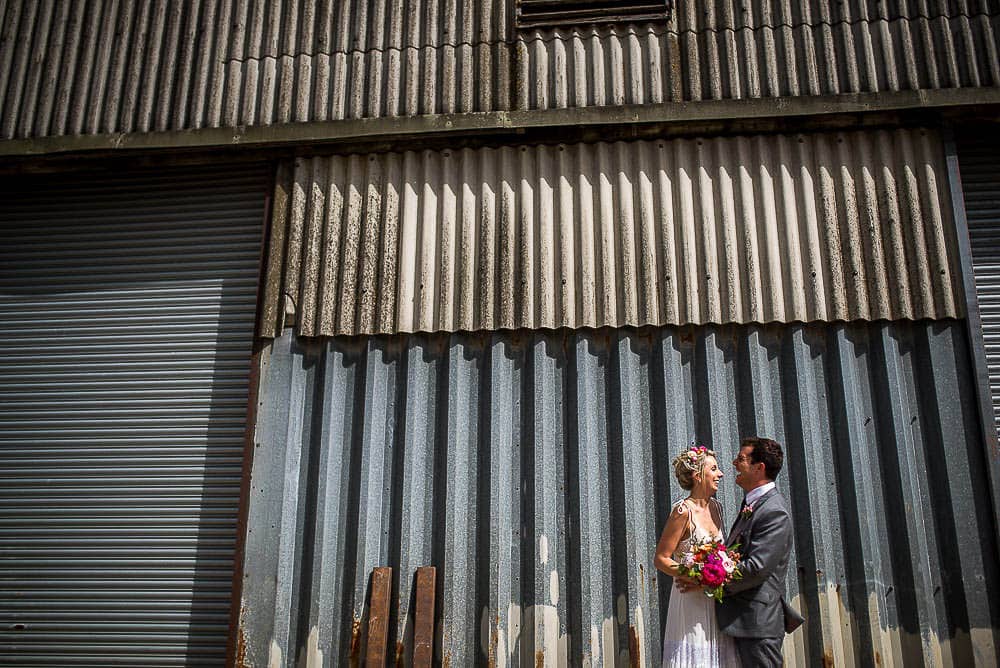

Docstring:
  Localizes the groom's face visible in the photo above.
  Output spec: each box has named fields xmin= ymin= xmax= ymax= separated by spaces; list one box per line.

xmin=733 ymin=445 xmax=766 ymax=491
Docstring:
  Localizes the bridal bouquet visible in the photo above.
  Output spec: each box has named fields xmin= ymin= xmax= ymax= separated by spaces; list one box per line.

xmin=676 ymin=540 xmax=742 ymax=602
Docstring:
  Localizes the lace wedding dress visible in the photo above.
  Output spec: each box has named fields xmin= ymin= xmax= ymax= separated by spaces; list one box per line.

xmin=661 ymin=499 xmax=738 ymax=668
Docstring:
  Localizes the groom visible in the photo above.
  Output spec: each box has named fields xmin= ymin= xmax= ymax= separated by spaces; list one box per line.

xmin=717 ymin=436 xmax=804 ymax=666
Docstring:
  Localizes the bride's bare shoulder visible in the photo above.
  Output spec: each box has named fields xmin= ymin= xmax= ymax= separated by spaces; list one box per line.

xmin=670 ymin=499 xmax=692 ymax=522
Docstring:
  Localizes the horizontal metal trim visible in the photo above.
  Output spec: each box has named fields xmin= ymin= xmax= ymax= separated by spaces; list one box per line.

xmin=1 ymin=88 xmax=999 ymax=158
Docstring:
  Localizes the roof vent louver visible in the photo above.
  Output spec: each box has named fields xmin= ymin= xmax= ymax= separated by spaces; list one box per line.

xmin=516 ymin=0 xmax=673 ymax=29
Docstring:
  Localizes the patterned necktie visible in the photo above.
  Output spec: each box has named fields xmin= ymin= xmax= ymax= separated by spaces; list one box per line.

xmin=729 ymin=498 xmax=748 ymax=544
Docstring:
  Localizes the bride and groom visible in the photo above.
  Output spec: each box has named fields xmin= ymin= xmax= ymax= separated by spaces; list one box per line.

xmin=654 ymin=437 xmax=805 ymax=667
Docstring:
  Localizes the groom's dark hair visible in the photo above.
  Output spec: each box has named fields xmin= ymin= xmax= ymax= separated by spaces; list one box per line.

xmin=741 ymin=436 xmax=783 ymax=480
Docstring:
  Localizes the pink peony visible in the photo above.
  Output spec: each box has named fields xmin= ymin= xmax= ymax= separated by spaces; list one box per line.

xmin=701 ymin=562 xmax=727 ymax=587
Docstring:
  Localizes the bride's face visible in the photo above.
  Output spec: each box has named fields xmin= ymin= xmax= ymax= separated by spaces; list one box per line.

xmin=696 ymin=456 xmax=723 ymax=494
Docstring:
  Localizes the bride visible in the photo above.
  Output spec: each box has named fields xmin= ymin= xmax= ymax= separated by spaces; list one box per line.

xmin=654 ymin=446 xmax=738 ymax=667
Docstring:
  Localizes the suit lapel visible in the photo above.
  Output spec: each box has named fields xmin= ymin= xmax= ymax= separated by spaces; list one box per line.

xmin=728 ymin=488 xmax=780 ymax=548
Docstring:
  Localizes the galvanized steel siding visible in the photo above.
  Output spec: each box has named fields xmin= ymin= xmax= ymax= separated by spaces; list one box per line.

xmin=240 ymin=321 xmax=1000 ymax=666
xmin=0 ymin=167 xmax=267 ymax=665
xmin=1 ymin=0 xmax=998 ymax=139
xmin=262 ymin=128 xmax=963 ymax=337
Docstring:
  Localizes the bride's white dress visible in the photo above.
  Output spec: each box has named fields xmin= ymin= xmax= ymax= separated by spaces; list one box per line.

xmin=661 ymin=499 xmax=738 ymax=668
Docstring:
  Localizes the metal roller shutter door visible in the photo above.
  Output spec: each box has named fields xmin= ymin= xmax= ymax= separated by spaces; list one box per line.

xmin=959 ymin=135 xmax=1000 ymax=440
xmin=0 ymin=165 xmax=266 ymax=665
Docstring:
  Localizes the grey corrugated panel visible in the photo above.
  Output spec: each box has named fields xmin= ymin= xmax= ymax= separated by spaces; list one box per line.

xmin=239 ymin=320 xmax=1000 ymax=667
xmin=261 ymin=128 xmax=963 ymax=337
xmin=0 ymin=166 xmax=267 ymax=666
xmin=1 ymin=1 xmax=998 ymax=139
xmin=958 ymin=133 xmax=1000 ymax=441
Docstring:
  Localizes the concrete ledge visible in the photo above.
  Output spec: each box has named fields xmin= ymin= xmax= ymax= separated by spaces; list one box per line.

xmin=2 ymin=88 xmax=999 ymax=158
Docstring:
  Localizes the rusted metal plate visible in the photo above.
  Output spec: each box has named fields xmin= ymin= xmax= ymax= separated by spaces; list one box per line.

xmin=366 ymin=567 xmax=392 ymax=668
xmin=413 ymin=566 xmax=437 ymax=667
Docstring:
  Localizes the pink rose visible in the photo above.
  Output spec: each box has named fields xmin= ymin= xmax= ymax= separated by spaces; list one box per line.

xmin=720 ymin=554 xmax=735 ymax=573
xmin=701 ymin=562 xmax=727 ymax=587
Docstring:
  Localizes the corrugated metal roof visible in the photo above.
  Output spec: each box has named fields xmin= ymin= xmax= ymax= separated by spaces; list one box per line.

xmin=0 ymin=0 xmax=997 ymax=139
xmin=261 ymin=128 xmax=963 ymax=337
xmin=239 ymin=320 xmax=1000 ymax=667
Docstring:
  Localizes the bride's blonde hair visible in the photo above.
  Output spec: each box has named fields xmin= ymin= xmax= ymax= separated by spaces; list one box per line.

xmin=672 ymin=445 xmax=716 ymax=491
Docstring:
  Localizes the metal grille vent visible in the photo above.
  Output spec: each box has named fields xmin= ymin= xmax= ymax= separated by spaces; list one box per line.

xmin=516 ymin=0 xmax=672 ymax=28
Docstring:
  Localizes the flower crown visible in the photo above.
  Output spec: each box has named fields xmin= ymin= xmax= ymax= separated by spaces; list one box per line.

xmin=672 ymin=444 xmax=713 ymax=472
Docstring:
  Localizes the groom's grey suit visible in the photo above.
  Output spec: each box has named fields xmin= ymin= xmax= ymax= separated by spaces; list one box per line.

xmin=717 ymin=487 xmax=804 ymax=667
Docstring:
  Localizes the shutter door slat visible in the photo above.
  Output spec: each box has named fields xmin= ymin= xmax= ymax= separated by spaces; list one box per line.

xmin=0 ymin=165 xmax=266 ymax=666
xmin=959 ymin=136 xmax=1000 ymax=441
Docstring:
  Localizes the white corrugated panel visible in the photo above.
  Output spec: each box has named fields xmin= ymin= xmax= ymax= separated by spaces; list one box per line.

xmin=959 ymin=133 xmax=1000 ymax=440
xmin=0 ymin=166 xmax=266 ymax=665
xmin=262 ymin=127 xmax=963 ymax=337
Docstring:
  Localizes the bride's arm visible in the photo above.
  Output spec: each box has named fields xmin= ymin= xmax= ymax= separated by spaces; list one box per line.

xmin=653 ymin=504 xmax=694 ymax=580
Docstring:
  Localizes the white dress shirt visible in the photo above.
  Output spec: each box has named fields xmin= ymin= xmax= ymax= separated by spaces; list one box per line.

xmin=745 ymin=481 xmax=776 ymax=507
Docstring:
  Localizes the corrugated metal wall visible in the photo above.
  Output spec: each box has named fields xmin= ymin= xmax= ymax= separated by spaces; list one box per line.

xmin=240 ymin=321 xmax=1000 ymax=667
xmin=262 ymin=127 xmax=964 ymax=337
xmin=0 ymin=166 xmax=266 ymax=665
xmin=1 ymin=0 xmax=997 ymax=139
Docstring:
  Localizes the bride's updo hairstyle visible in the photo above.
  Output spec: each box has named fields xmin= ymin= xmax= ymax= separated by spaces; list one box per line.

xmin=672 ymin=445 xmax=716 ymax=490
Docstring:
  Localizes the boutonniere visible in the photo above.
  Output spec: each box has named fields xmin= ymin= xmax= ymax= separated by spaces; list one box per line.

xmin=739 ymin=504 xmax=755 ymax=520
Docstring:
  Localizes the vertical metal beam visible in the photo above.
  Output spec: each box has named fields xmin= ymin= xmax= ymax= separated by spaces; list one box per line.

xmin=942 ymin=126 xmax=1000 ymax=554
xmin=486 ymin=335 xmax=522 ymax=667
xmin=229 ymin=170 xmax=274 ymax=668
xmin=573 ymin=332 xmax=615 ymax=664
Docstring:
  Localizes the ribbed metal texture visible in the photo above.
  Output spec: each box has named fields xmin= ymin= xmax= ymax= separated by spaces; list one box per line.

xmin=262 ymin=128 xmax=963 ymax=337
xmin=959 ymin=134 xmax=1000 ymax=440
xmin=240 ymin=321 xmax=999 ymax=667
xmin=0 ymin=167 xmax=266 ymax=665
xmin=1 ymin=0 xmax=997 ymax=139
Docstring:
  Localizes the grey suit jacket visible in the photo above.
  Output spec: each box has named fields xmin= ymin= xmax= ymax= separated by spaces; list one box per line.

xmin=716 ymin=488 xmax=803 ymax=638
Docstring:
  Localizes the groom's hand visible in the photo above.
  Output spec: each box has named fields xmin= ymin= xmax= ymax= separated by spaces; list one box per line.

xmin=674 ymin=575 xmax=700 ymax=592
